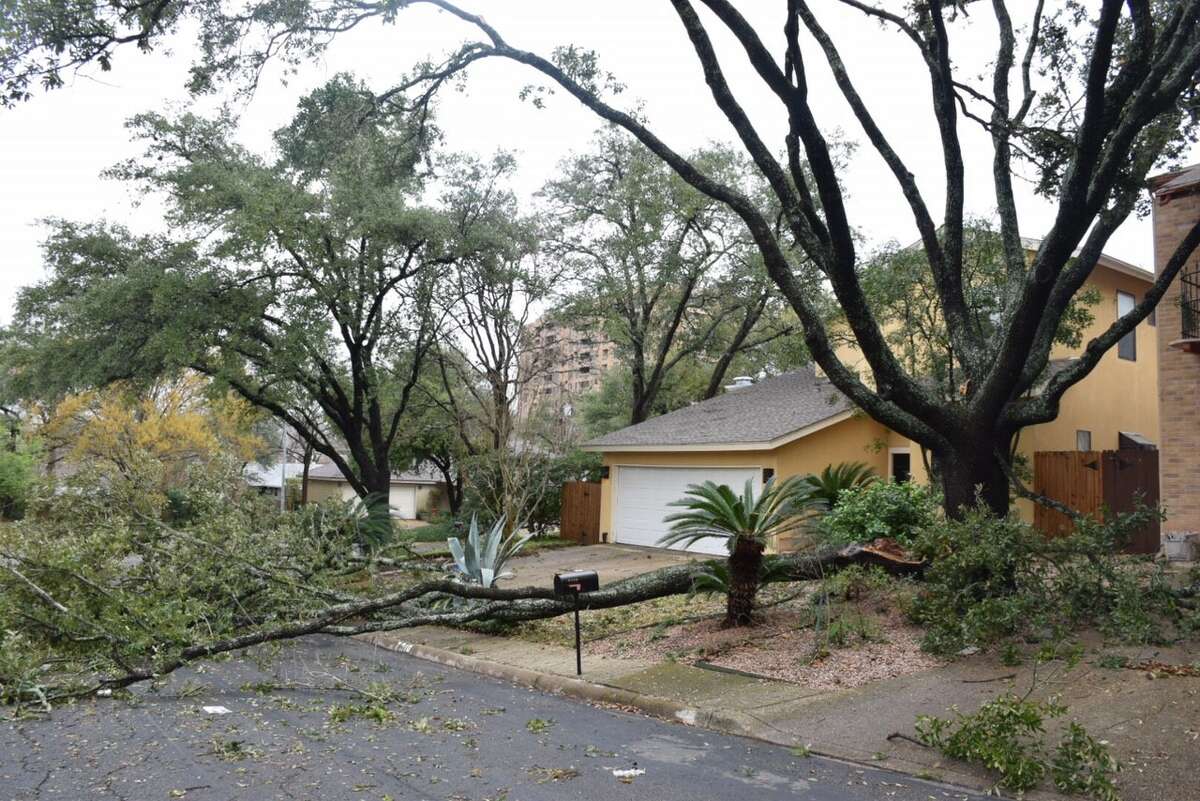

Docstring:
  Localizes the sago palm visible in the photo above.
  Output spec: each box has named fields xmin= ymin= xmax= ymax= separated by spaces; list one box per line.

xmin=802 ymin=462 xmax=878 ymax=511
xmin=660 ymin=476 xmax=817 ymax=627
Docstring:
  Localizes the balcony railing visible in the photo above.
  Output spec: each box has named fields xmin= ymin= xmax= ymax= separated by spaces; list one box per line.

xmin=1183 ymin=265 xmax=1200 ymax=341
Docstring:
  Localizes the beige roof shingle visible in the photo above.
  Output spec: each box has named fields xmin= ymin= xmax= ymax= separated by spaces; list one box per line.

xmin=584 ymin=370 xmax=853 ymax=450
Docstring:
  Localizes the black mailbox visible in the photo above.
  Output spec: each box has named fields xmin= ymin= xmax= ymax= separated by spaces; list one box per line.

xmin=554 ymin=570 xmax=599 ymax=595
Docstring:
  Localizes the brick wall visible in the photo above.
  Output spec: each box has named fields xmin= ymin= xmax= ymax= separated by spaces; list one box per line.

xmin=1153 ymin=181 xmax=1200 ymax=535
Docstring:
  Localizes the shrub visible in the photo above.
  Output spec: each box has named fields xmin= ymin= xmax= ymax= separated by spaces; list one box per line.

xmin=910 ymin=504 xmax=1188 ymax=656
xmin=819 ymin=480 xmax=937 ymax=548
xmin=0 ymin=449 xmax=35 ymax=520
xmin=460 ymin=449 xmax=601 ymax=532
xmin=916 ymin=694 xmax=1120 ymax=801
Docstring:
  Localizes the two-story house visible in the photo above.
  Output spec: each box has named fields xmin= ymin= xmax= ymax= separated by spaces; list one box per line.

xmin=1150 ymin=164 xmax=1200 ymax=543
xmin=583 ymin=243 xmax=1159 ymax=553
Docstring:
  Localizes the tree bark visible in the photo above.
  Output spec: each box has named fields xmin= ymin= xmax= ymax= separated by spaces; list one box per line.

xmin=300 ymin=444 xmax=313 ymax=506
xmin=363 ymin=466 xmax=394 ymax=506
xmin=726 ymin=537 xmax=765 ymax=627
xmin=937 ymin=441 xmax=1011 ymax=519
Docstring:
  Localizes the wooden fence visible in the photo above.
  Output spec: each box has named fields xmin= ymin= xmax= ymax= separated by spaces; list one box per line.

xmin=1033 ymin=450 xmax=1160 ymax=554
xmin=560 ymin=481 xmax=602 ymax=545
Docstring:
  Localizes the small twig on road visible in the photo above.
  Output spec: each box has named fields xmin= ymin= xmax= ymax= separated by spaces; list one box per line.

xmin=886 ymin=731 xmax=929 ymax=748
xmin=961 ymin=673 xmax=1018 ymax=683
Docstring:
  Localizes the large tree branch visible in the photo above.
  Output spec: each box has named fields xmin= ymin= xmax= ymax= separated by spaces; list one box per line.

xmin=32 ymin=542 xmax=923 ymax=702
xmin=1006 ymin=216 xmax=1200 ymax=427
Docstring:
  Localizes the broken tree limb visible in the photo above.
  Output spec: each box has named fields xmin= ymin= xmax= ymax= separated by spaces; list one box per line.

xmin=996 ymin=447 xmax=1084 ymax=522
xmin=17 ymin=542 xmax=924 ymax=704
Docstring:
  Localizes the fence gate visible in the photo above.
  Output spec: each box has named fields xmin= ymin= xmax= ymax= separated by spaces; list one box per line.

xmin=561 ymin=481 xmax=601 ymax=545
xmin=1033 ymin=450 xmax=1160 ymax=554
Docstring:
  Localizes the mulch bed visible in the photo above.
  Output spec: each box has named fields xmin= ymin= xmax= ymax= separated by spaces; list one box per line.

xmin=586 ymin=594 xmax=944 ymax=690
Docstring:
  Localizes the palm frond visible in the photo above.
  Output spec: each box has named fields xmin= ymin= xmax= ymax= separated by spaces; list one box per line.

xmin=802 ymin=462 xmax=879 ymax=510
xmin=659 ymin=475 xmax=822 ymax=552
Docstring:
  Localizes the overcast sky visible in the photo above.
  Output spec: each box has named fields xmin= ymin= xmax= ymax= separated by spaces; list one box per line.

xmin=1 ymin=1 xmax=1195 ymax=323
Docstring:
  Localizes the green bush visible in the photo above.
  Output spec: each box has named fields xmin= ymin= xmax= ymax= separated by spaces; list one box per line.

xmin=819 ymin=480 xmax=937 ymax=548
xmin=0 ymin=449 xmax=35 ymax=520
xmin=461 ymin=449 xmax=601 ymax=532
xmin=917 ymin=693 xmax=1120 ymax=801
xmin=910 ymin=505 xmax=1187 ymax=656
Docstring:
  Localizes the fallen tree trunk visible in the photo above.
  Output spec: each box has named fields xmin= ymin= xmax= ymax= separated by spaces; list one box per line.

xmin=8 ymin=543 xmax=923 ymax=705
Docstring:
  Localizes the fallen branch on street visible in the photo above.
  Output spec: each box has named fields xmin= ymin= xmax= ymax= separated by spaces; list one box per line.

xmin=2 ymin=539 xmax=924 ymax=706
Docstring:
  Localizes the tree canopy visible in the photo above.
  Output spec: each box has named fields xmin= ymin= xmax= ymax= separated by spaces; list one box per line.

xmin=542 ymin=128 xmax=801 ymax=425
xmin=3 ymin=1 xmax=1200 ymax=517
xmin=4 ymin=75 xmax=517 ymax=498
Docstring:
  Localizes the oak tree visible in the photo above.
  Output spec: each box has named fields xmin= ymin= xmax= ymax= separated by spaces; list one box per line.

xmin=5 ymin=1 xmax=1200 ymax=516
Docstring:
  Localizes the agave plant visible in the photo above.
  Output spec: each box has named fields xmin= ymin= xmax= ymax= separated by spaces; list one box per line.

xmin=802 ymin=462 xmax=879 ymax=511
xmin=660 ymin=476 xmax=818 ymax=627
xmin=447 ymin=515 xmax=534 ymax=587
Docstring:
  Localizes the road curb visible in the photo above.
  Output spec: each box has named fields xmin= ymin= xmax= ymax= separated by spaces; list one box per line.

xmin=360 ymin=634 xmax=707 ymax=727
xmin=359 ymin=633 xmax=1067 ymax=800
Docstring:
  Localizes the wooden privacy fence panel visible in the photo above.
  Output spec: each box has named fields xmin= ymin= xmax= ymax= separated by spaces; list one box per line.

xmin=561 ymin=481 xmax=601 ymax=545
xmin=1034 ymin=451 xmax=1103 ymax=538
xmin=1100 ymin=450 xmax=1160 ymax=555
xmin=1033 ymin=450 xmax=1160 ymax=554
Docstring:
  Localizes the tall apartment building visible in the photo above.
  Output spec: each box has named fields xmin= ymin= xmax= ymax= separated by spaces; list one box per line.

xmin=1150 ymin=164 xmax=1200 ymax=542
xmin=518 ymin=318 xmax=621 ymax=417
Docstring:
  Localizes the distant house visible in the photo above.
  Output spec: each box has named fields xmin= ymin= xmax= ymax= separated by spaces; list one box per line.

xmin=243 ymin=462 xmax=308 ymax=499
xmin=303 ymin=462 xmax=446 ymax=520
xmin=584 ymin=244 xmax=1160 ymax=554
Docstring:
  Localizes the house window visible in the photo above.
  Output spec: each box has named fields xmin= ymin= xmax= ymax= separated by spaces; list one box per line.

xmin=1117 ymin=291 xmax=1136 ymax=361
xmin=1076 ymin=430 xmax=1092 ymax=451
xmin=889 ymin=449 xmax=912 ymax=483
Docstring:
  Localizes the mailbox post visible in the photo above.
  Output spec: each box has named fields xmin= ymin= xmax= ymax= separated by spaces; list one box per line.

xmin=553 ymin=570 xmax=599 ymax=676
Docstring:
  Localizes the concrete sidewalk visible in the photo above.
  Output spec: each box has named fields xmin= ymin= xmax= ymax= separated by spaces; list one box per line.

xmin=364 ymin=623 xmax=1200 ymax=801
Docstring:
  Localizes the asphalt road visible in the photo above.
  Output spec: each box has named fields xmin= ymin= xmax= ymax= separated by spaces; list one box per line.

xmin=1 ymin=636 xmax=987 ymax=801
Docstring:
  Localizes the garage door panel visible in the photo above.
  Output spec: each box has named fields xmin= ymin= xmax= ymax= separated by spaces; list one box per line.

xmin=389 ymin=485 xmax=417 ymax=519
xmin=613 ymin=466 xmax=760 ymax=555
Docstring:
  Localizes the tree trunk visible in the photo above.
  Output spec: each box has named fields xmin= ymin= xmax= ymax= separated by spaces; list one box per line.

xmin=938 ymin=442 xmax=1011 ymax=520
xmin=300 ymin=445 xmax=313 ymax=506
xmin=447 ymin=471 xmax=464 ymax=517
xmin=726 ymin=537 xmax=765 ymax=627
xmin=364 ymin=466 xmax=394 ymax=506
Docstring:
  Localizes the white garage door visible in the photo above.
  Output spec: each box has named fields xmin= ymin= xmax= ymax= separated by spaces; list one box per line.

xmin=388 ymin=485 xmax=417 ymax=519
xmin=612 ymin=466 xmax=761 ymax=555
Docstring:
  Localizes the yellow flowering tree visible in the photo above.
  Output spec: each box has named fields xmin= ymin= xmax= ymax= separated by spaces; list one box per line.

xmin=37 ymin=375 xmax=268 ymax=490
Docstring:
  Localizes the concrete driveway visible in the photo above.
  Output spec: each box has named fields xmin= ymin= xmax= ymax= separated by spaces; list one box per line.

xmin=504 ymin=544 xmax=701 ymax=588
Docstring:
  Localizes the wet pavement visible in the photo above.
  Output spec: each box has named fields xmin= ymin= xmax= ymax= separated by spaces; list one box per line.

xmin=1 ymin=635 xmax=987 ymax=801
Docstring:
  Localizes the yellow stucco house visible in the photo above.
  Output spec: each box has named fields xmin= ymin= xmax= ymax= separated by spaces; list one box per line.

xmin=583 ymin=246 xmax=1159 ymax=553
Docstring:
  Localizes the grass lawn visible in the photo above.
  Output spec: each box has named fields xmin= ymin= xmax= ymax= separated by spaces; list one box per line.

xmin=397 ymin=519 xmax=458 ymax=543
xmin=390 ymin=519 xmax=578 ymax=558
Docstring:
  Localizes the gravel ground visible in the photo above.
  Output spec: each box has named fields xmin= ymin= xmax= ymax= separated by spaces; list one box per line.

xmin=585 ymin=590 xmax=943 ymax=689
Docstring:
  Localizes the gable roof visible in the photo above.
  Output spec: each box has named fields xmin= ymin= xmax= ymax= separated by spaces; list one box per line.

xmin=583 ymin=370 xmax=854 ymax=452
xmin=1150 ymin=164 xmax=1200 ymax=199
xmin=305 ymin=462 xmax=444 ymax=485
xmin=1019 ymin=237 xmax=1153 ymax=283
